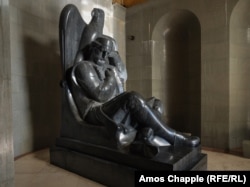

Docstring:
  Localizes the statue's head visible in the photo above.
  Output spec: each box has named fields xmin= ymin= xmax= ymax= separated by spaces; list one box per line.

xmin=88 ymin=35 xmax=116 ymax=66
xmin=92 ymin=36 xmax=114 ymax=53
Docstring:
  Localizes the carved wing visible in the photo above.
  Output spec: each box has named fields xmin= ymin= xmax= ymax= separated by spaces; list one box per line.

xmin=59 ymin=5 xmax=105 ymax=122
xmin=59 ymin=4 xmax=105 ymax=74
xmin=59 ymin=4 xmax=86 ymax=75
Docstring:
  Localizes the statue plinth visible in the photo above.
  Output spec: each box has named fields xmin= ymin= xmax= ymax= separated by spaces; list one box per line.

xmin=50 ymin=138 xmax=207 ymax=187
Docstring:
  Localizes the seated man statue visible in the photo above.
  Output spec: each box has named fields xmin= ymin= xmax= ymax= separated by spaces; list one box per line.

xmin=66 ymin=35 xmax=200 ymax=152
xmin=52 ymin=6 xmax=206 ymax=179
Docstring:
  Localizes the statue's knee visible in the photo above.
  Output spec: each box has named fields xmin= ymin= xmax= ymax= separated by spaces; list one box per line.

xmin=126 ymin=91 xmax=145 ymax=109
xmin=153 ymin=99 xmax=164 ymax=115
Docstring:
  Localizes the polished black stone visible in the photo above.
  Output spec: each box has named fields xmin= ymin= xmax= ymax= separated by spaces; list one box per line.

xmin=50 ymin=4 xmax=207 ymax=187
xmin=52 ymin=137 xmax=206 ymax=171
xmin=50 ymin=140 xmax=207 ymax=187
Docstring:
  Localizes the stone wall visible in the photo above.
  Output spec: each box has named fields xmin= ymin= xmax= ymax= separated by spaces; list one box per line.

xmin=0 ymin=0 xmax=14 ymax=186
xmin=126 ymin=0 xmax=242 ymax=151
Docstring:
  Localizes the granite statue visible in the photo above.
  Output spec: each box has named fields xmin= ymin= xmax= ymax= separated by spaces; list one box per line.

xmin=50 ymin=5 xmax=207 ymax=186
xmin=58 ymin=4 xmax=200 ymax=157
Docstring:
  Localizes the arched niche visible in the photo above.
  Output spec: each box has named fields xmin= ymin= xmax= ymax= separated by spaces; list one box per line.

xmin=229 ymin=0 xmax=250 ymax=149
xmin=152 ymin=10 xmax=201 ymax=137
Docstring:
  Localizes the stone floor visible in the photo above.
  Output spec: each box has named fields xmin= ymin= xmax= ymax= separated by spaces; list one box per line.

xmin=14 ymin=148 xmax=250 ymax=187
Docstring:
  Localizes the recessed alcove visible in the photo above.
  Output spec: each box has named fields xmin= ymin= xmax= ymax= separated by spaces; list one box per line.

xmin=229 ymin=0 xmax=250 ymax=150
xmin=152 ymin=10 xmax=201 ymax=137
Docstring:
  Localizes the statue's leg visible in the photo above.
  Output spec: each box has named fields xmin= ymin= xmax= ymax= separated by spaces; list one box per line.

xmin=85 ymin=93 xmax=137 ymax=147
xmin=145 ymin=97 xmax=164 ymax=118
xmin=101 ymin=91 xmax=200 ymax=147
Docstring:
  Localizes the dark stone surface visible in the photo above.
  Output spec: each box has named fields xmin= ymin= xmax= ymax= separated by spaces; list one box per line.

xmin=50 ymin=147 xmax=135 ymax=187
xmin=50 ymin=5 xmax=208 ymax=186
xmin=50 ymin=144 xmax=207 ymax=187
xmin=53 ymin=137 xmax=206 ymax=171
xmin=59 ymin=3 xmax=201 ymax=151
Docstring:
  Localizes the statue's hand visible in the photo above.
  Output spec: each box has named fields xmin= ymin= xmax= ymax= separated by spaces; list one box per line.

xmin=108 ymin=51 xmax=127 ymax=83
xmin=108 ymin=50 xmax=117 ymax=59
xmin=108 ymin=51 xmax=123 ymax=71
xmin=105 ymin=67 xmax=115 ymax=77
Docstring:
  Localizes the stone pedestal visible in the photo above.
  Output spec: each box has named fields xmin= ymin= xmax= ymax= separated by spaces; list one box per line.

xmin=50 ymin=137 xmax=207 ymax=187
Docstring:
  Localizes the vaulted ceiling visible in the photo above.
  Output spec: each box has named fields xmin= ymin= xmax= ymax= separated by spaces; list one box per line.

xmin=112 ymin=0 xmax=147 ymax=8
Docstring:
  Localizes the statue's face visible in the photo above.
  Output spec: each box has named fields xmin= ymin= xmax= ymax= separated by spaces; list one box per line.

xmin=91 ymin=47 xmax=109 ymax=66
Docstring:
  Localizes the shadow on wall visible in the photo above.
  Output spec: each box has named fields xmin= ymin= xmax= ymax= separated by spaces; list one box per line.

xmin=23 ymin=36 xmax=61 ymax=151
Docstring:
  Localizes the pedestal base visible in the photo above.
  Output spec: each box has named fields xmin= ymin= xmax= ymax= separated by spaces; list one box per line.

xmin=50 ymin=137 xmax=207 ymax=187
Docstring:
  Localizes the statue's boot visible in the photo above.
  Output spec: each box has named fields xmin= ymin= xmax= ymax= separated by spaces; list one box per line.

xmin=173 ymin=132 xmax=200 ymax=147
xmin=141 ymin=107 xmax=200 ymax=147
